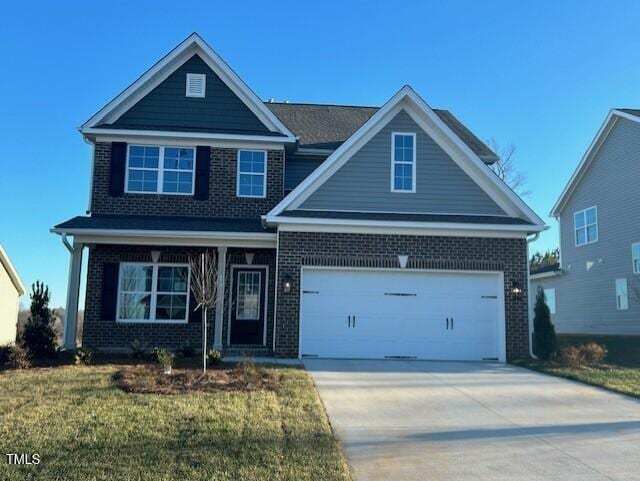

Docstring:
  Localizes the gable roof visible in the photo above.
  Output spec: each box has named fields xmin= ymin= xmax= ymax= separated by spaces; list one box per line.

xmin=81 ymin=33 xmax=296 ymax=141
xmin=266 ymin=86 xmax=545 ymax=230
xmin=266 ymin=102 xmax=498 ymax=161
xmin=550 ymin=109 xmax=640 ymax=217
xmin=0 ymin=245 xmax=25 ymax=296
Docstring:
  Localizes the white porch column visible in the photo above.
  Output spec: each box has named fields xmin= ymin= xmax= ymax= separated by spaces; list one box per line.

xmin=62 ymin=241 xmax=84 ymax=350
xmin=214 ymin=246 xmax=227 ymax=349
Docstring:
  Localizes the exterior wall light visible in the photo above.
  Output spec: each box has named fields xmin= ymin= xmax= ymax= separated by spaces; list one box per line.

xmin=283 ymin=274 xmax=292 ymax=294
xmin=511 ymin=280 xmax=523 ymax=298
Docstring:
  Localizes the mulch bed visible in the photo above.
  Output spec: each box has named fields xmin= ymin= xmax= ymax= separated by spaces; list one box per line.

xmin=113 ymin=363 xmax=281 ymax=394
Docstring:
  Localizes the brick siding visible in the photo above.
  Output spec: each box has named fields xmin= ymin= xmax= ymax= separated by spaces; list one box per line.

xmin=90 ymin=142 xmax=284 ymax=217
xmin=274 ymin=231 xmax=530 ymax=361
xmin=83 ymin=244 xmax=276 ymax=353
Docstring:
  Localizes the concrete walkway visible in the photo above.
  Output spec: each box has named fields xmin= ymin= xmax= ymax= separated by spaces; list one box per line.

xmin=304 ymin=359 xmax=640 ymax=481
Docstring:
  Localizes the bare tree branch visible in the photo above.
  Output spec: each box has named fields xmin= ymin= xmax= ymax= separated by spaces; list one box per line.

xmin=486 ymin=138 xmax=531 ymax=197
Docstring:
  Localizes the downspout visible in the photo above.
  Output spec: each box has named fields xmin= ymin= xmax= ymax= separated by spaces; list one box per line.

xmin=61 ymin=233 xmax=74 ymax=253
xmin=526 ymin=232 xmax=540 ymax=359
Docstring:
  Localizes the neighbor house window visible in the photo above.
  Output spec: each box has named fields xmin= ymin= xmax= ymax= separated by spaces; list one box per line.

xmin=616 ymin=278 xmax=628 ymax=310
xmin=574 ymin=206 xmax=598 ymax=246
xmin=126 ymin=145 xmax=195 ymax=195
xmin=391 ymin=132 xmax=416 ymax=192
xmin=237 ymin=150 xmax=266 ymax=197
xmin=117 ymin=263 xmax=190 ymax=323
xmin=544 ymin=288 xmax=556 ymax=314
xmin=633 ymin=243 xmax=640 ymax=274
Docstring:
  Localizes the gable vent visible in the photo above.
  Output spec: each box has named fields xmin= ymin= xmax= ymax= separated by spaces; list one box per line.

xmin=186 ymin=73 xmax=206 ymax=98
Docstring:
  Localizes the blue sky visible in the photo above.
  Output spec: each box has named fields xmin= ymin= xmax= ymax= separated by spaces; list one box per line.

xmin=2 ymin=0 xmax=640 ymax=307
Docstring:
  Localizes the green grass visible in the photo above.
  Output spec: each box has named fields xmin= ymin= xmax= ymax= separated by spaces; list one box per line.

xmin=0 ymin=364 xmax=351 ymax=481
xmin=520 ymin=334 xmax=640 ymax=399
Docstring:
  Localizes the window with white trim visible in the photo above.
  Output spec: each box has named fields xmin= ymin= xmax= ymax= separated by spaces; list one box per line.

xmin=186 ymin=73 xmax=206 ymax=97
xmin=117 ymin=263 xmax=190 ymax=322
xmin=616 ymin=278 xmax=628 ymax=310
xmin=126 ymin=145 xmax=195 ymax=194
xmin=544 ymin=288 xmax=556 ymax=314
xmin=574 ymin=206 xmax=598 ymax=246
xmin=633 ymin=243 xmax=640 ymax=274
xmin=391 ymin=132 xmax=416 ymax=192
xmin=237 ymin=150 xmax=266 ymax=197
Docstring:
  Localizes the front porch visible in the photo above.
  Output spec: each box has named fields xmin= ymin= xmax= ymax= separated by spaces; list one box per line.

xmin=53 ymin=216 xmax=278 ymax=356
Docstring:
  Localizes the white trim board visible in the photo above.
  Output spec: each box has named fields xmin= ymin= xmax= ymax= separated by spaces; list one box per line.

xmin=86 ymin=128 xmax=294 ymax=144
xmin=551 ymin=109 xmax=640 ymax=217
xmin=81 ymin=33 xmax=296 ymax=140
xmin=265 ymin=86 xmax=546 ymax=229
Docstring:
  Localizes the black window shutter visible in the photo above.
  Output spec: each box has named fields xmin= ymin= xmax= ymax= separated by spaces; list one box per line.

xmin=194 ymin=146 xmax=211 ymax=200
xmin=189 ymin=291 xmax=202 ymax=323
xmin=101 ymin=262 xmax=119 ymax=320
xmin=109 ymin=142 xmax=127 ymax=196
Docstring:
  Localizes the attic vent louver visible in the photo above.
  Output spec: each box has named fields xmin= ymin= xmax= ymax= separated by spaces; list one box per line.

xmin=186 ymin=73 xmax=206 ymax=98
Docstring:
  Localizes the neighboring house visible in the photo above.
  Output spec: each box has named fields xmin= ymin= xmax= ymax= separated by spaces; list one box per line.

xmin=0 ymin=245 xmax=25 ymax=344
xmin=52 ymin=33 xmax=545 ymax=361
xmin=532 ymin=109 xmax=640 ymax=335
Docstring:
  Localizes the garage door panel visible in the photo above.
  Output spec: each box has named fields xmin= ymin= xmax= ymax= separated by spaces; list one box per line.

xmin=299 ymin=269 xmax=504 ymax=361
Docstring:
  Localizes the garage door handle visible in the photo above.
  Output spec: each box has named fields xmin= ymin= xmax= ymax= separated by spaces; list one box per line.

xmin=348 ymin=315 xmax=351 ymax=328
xmin=353 ymin=315 xmax=356 ymax=328
xmin=446 ymin=317 xmax=449 ymax=330
xmin=451 ymin=318 xmax=454 ymax=330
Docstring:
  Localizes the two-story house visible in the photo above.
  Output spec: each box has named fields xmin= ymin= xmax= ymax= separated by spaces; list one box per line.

xmin=532 ymin=109 xmax=640 ymax=335
xmin=53 ymin=33 xmax=546 ymax=361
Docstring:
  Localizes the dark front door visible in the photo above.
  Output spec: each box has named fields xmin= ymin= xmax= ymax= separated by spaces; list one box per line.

xmin=230 ymin=267 xmax=267 ymax=345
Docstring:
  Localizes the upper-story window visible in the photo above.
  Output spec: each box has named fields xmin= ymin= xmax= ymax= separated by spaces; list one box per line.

xmin=632 ymin=243 xmax=640 ymax=274
xmin=126 ymin=145 xmax=195 ymax=195
xmin=574 ymin=206 xmax=598 ymax=246
xmin=391 ymin=132 xmax=416 ymax=193
xmin=237 ymin=150 xmax=266 ymax=198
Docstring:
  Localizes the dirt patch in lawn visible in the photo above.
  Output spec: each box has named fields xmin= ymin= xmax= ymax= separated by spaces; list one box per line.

xmin=114 ymin=362 xmax=281 ymax=394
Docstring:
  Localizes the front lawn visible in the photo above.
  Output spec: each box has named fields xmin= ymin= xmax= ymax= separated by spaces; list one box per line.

xmin=520 ymin=334 xmax=640 ymax=399
xmin=0 ymin=364 xmax=351 ymax=481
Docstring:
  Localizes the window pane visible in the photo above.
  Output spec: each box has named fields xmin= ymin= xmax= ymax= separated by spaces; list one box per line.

xmin=239 ymin=173 xmax=264 ymax=196
xmin=576 ymin=227 xmax=586 ymax=245
xmin=164 ymin=147 xmax=194 ymax=170
xmin=120 ymin=265 xmax=153 ymax=292
xmin=634 ymin=258 xmax=640 ymax=274
xmin=587 ymin=224 xmax=598 ymax=242
xmin=239 ymin=151 xmax=265 ymax=174
xmin=236 ymin=272 xmax=260 ymax=320
xmin=157 ymin=266 xmax=188 ymax=293
xmin=128 ymin=169 xmax=158 ymax=192
xmin=574 ymin=212 xmax=585 ymax=228
xmin=156 ymin=294 xmax=187 ymax=320
xmin=119 ymin=293 xmax=151 ymax=320
xmin=394 ymin=163 xmax=412 ymax=191
xmin=585 ymin=207 xmax=597 ymax=225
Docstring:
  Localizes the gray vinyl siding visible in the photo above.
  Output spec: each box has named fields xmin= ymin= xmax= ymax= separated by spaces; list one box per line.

xmin=284 ymin=154 xmax=326 ymax=191
xmin=533 ymin=116 xmax=640 ymax=335
xmin=112 ymin=54 xmax=271 ymax=134
xmin=299 ymin=110 xmax=506 ymax=215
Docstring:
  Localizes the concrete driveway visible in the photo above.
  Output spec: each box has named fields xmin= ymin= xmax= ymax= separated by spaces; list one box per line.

xmin=304 ymin=359 xmax=640 ymax=481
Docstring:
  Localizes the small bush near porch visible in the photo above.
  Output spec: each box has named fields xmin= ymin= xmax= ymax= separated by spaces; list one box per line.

xmin=0 ymin=363 xmax=351 ymax=481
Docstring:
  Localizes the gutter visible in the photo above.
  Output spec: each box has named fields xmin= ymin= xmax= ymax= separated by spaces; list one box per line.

xmin=526 ymin=232 xmax=540 ymax=359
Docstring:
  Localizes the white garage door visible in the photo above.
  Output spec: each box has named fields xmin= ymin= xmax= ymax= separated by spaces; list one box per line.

xmin=299 ymin=268 xmax=505 ymax=362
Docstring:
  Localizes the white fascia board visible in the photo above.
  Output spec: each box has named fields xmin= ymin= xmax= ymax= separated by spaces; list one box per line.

xmin=81 ymin=33 xmax=295 ymax=138
xmin=50 ymin=227 xmax=275 ymax=240
xmin=0 ymin=245 xmax=26 ymax=295
xmin=267 ymin=85 xmax=546 ymax=228
xmin=550 ymin=110 xmax=638 ymax=217
xmin=530 ymin=270 xmax=562 ymax=280
xmin=92 ymin=134 xmax=285 ymax=152
xmin=83 ymin=127 xmax=295 ymax=145
xmin=268 ymin=214 xmax=545 ymax=234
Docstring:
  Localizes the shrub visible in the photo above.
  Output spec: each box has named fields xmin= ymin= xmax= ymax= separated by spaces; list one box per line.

xmin=20 ymin=281 xmax=57 ymax=358
xmin=155 ymin=349 xmax=175 ymax=374
xmin=532 ymin=287 xmax=557 ymax=360
xmin=557 ymin=342 xmax=607 ymax=368
xmin=8 ymin=345 xmax=31 ymax=369
xmin=207 ymin=349 xmax=222 ymax=366
xmin=130 ymin=340 xmax=146 ymax=359
xmin=0 ymin=344 xmax=12 ymax=367
xmin=234 ymin=358 xmax=265 ymax=385
xmin=180 ymin=342 xmax=196 ymax=358
xmin=582 ymin=342 xmax=607 ymax=365
xmin=74 ymin=346 xmax=93 ymax=365
xmin=557 ymin=345 xmax=585 ymax=368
